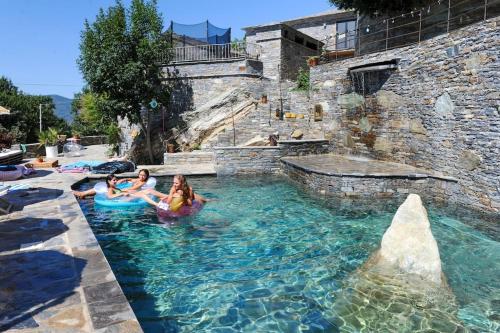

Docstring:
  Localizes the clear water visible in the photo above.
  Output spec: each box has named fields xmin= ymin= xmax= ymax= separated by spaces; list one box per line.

xmin=77 ymin=176 xmax=500 ymax=333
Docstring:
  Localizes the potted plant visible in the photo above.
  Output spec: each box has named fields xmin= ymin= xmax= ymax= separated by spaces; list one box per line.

xmin=307 ymin=56 xmax=319 ymax=67
xmin=261 ymin=94 xmax=268 ymax=104
xmin=38 ymin=127 xmax=59 ymax=159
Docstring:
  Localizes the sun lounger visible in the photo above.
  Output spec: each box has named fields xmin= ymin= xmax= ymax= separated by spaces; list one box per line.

xmin=0 ymin=183 xmax=30 ymax=214
xmin=0 ymin=150 xmax=23 ymax=165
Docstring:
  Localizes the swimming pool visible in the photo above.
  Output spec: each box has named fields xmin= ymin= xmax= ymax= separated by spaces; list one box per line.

xmin=77 ymin=176 xmax=499 ymax=332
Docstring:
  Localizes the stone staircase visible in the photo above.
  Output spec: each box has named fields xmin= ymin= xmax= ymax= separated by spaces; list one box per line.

xmin=205 ymin=101 xmax=317 ymax=147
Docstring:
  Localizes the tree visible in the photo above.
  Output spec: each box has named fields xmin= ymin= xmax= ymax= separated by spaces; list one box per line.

xmin=71 ymin=90 xmax=112 ymax=136
xmin=0 ymin=76 xmax=68 ymax=143
xmin=78 ymin=0 xmax=172 ymax=164
xmin=329 ymin=0 xmax=433 ymax=15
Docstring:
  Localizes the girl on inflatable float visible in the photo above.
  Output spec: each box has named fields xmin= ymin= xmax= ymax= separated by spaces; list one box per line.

xmin=135 ymin=174 xmax=206 ymax=217
xmin=73 ymin=169 xmax=153 ymax=198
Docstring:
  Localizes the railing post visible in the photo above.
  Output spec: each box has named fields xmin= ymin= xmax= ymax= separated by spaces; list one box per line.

xmin=447 ymin=0 xmax=451 ymax=32
xmin=418 ymin=9 xmax=422 ymax=43
xmin=484 ymin=0 xmax=488 ymax=20
xmin=385 ymin=19 xmax=389 ymax=51
xmin=357 ymin=25 xmax=361 ymax=56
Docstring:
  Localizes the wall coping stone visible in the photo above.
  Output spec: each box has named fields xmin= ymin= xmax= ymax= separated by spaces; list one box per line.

xmin=215 ymin=146 xmax=281 ymax=150
xmin=279 ymin=139 xmax=329 ymax=144
xmin=164 ymin=73 xmax=262 ymax=80
xmin=170 ymin=58 xmax=249 ymax=66
xmin=280 ymin=157 xmax=458 ymax=182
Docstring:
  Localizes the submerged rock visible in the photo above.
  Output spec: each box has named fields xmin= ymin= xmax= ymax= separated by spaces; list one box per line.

xmin=379 ymin=193 xmax=444 ymax=285
xmin=330 ymin=194 xmax=466 ymax=332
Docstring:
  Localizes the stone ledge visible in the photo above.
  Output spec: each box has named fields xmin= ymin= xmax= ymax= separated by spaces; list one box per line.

xmin=280 ymin=155 xmax=459 ymax=182
xmin=279 ymin=139 xmax=329 ymax=144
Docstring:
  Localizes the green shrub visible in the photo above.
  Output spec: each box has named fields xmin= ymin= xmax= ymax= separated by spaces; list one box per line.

xmin=295 ymin=68 xmax=310 ymax=91
xmin=38 ymin=128 xmax=59 ymax=146
xmin=106 ymin=123 xmax=121 ymax=156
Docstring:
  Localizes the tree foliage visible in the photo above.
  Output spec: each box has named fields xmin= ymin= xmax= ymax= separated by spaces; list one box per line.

xmin=78 ymin=0 xmax=172 ymax=163
xmin=0 ymin=76 xmax=68 ymax=144
xmin=329 ymin=0 xmax=433 ymax=15
xmin=71 ymin=90 xmax=112 ymax=136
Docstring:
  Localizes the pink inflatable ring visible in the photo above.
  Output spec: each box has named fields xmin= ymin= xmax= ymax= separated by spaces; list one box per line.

xmin=0 ymin=165 xmax=24 ymax=181
xmin=157 ymin=200 xmax=203 ymax=219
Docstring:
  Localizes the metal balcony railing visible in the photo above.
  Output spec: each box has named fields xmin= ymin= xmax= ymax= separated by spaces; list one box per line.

xmin=160 ymin=42 xmax=262 ymax=64
xmin=322 ymin=0 xmax=500 ymax=63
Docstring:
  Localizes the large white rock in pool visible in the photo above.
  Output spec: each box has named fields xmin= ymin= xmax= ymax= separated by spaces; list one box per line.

xmin=379 ymin=193 xmax=443 ymax=285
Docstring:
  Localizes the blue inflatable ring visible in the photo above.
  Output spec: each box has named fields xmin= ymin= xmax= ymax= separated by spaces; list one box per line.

xmin=93 ymin=178 xmax=156 ymax=207
xmin=94 ymin=193 xmax=149 ymax=207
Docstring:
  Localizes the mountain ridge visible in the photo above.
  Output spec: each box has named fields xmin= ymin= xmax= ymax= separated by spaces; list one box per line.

xmin=48 ymin=94 xmax=73 ymax=124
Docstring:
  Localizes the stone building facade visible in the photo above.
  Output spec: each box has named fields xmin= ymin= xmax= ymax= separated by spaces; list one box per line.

xmin=242 ymin=10 xmax=357 ymax=81
xmin=160 ymin=11 xmax=498 ymax=214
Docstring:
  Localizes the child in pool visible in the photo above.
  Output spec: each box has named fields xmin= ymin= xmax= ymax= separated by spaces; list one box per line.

xmin=73 ymin=169 xmax=150 ymax=198
xmin=135 ymin=174 xmax=206 ymax=211
xmin=116 ymin=169 xmax=151 ymax=192
xmin=105 ymin=174 xmax=132 ymax=199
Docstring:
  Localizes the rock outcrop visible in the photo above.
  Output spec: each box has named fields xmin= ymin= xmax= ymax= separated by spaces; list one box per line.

xmin=175 ymin=88 xmax=256 ymax=149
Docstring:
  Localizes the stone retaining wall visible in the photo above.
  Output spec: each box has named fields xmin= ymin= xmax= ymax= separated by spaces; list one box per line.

xmin=166 ymin=59 xmax=263 ymax=78
xmin=213 ymin=140 xmax=330 ymax=175
xmin=281 ymin=161 xmax=460 ymax=203
xmin=22 ymin=136 xmax=108 ymax=158
xmin=164 ymin=151 xmax=214 ymax=165
xmin=306 ymin=18 xmax=500 ymax=212
xmin=279 ymin=139 xmax=331 ymax=156
xmin=214 ymin=146 xmax=282 ymax=175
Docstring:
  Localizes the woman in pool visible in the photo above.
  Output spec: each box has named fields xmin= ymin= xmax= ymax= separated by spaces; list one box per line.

xmin=117 ymin=169 xmax=151 ymax=191
xmin=73 ymin=169 xmax=150 ymax=199
xmin=105 ymin=174 xmax=131 ymax=199
xmin=135 ymin=174 xmax=207 ymax=211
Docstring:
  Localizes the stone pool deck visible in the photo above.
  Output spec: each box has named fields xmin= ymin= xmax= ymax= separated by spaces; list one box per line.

xmin=0 ymin=145 xmax=215 ymax=332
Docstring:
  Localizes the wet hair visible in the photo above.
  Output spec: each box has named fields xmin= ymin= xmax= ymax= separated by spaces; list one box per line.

xmin=106 ymin=174 xmax=117 ymax=188
xmin=174 ymin=174 xmax=191 ymax=202
xmin=139 ymin=169 xmax=149 ymax=181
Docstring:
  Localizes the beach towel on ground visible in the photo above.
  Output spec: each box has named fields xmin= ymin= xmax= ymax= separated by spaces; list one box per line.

xmin=57 ymin=160 xmax=105 ymax=173
xmin=91 ymin=161 xmax=135 ymax=174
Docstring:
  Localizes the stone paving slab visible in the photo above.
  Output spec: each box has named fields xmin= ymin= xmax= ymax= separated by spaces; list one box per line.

xmin=0 ymin=145 xmax=218 ymax=332
xmin=0 ymin=146 xmax=143 ymax=332
xmin=281 ymin=154 xmax=458 ymax=182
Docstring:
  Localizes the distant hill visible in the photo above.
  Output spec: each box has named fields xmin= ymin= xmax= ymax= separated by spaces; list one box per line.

xmin=48 ymin=95 xmax=74 ymax=124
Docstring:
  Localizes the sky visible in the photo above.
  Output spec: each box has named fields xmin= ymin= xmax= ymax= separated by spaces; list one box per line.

xmin=0 ymin=0 xmax=334 ymax=99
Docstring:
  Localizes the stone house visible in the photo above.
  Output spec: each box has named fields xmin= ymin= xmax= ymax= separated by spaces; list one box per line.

xmin=243 ymin=9 xmax=357 ymax=80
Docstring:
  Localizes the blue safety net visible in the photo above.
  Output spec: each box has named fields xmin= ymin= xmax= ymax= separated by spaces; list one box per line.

xmin=170 ymin=20 xmax=231 ymax=45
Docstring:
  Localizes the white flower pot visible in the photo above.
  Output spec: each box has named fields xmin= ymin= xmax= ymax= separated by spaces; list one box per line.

xmin=45 ymin=145 xmax=58 ymax=159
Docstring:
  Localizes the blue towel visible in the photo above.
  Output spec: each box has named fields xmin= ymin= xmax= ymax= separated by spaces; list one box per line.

xmin=60 ymin=160 xmax=105 ymax=170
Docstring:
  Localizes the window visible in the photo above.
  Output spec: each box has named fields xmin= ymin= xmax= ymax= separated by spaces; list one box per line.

xmin=336 ymin=20 xmax=356 ymax=49
xmin=294 ymin=35 xmax=304 ymax=45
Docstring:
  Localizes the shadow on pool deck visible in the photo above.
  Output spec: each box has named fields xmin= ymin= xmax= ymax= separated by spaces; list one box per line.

xmin=0 ymin=249 xmax=86 ymax=331
xmin=1 ymin=188 xmax=63 ymax=213
xmin=23 ymin=169 xmax=54 ymax=178
xmin=0 ymin=217 xmax=68 ymax=252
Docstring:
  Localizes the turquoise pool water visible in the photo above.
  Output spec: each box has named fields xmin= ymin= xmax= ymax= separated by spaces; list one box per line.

xmin=78 ymin=176 xmax=499 ymax=332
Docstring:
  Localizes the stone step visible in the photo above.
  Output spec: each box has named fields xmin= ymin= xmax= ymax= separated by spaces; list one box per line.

xmin=136 ymin=163 xmax=216 ymax=176
xmin=163 ymin=151 xmax=215 ymax=166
